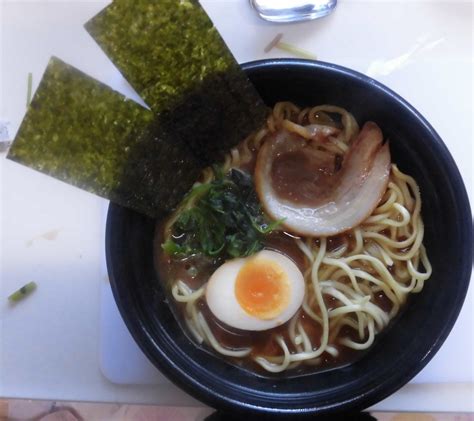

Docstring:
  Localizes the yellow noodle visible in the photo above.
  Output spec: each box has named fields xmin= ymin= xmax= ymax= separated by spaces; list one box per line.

xmin=340 ymin=318 xmax=375 ymax=350
xmin=254 ymin=336 xmax=291 ymax=372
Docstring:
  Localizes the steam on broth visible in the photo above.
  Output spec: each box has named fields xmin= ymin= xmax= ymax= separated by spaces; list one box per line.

xmin=156 ymin=102 xmax=432 ymax=374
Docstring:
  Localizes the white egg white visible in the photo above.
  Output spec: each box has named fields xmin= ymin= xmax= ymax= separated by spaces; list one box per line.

xmin=205 ymin=250 xmax=305 ymax=331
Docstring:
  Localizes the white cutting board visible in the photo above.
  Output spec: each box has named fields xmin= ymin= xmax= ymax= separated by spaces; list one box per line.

xmin=100 ymin=283 xmax=169 ymax=385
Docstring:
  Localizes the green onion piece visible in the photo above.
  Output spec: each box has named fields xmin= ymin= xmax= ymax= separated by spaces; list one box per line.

xmin=276 ymin=42 xmax=317 ymax=60
xmin=8 ymin=281 xmax=37 ymax=302
xmin=162 ymin=239 xmax=186 ymax=255
xmin=26 ymin=72 xmax=33 ymax=106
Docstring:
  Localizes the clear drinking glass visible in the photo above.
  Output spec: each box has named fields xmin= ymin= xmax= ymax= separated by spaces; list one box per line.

xmin=250 ymin=0 xmax=337 ymax=23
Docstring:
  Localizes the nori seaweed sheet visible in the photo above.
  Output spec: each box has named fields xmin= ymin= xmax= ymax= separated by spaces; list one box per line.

xmin=85 ymin=0 xmax=268 ymax=164
xmin=7 ymin=57 xmax=201 ymax=216
xmin=157 ymin=69 xmax=268 ymax=165
xmin=8 ymin=1 xmax=270 ymax=217
xmin=115 ymin=118 xmax=202 ymax=215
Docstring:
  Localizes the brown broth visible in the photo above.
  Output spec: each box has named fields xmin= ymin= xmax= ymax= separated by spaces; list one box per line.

xmin=374 ymin=291 xmax=394 ymax=313
xmin=263 ymin=231 xmax=306 ymax=271
xmin=327 ymin=234 xmax=348 ymax=253
xmin=155 ymin=222 xmax=219 ymax=290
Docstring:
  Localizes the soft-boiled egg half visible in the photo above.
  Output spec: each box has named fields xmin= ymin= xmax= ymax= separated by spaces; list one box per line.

xmin=205 ymin=250 xmax=305 ymax=331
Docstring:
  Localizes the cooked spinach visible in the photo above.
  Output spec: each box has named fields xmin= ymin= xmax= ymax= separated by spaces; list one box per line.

xmin=162 ymin=169 xmax=282 ymax=259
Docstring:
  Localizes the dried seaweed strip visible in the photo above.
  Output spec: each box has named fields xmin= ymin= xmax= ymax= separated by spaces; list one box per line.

xmin=158 ymin=69 xmax=268 ymax=165
xmin=86 ymin=0 xmax=238 ymax=113
xmin=8 ymin=1 xmax=271 ymax=217
xmin=114 ymin=119 xmax=202 ymax=215
xmin=7 ymin=57 xmax=200 ymax=216
xmin=85 ymin=0 xmax=268 ymax=163
xmin=8 ymin=57 xmax=152 ymax=198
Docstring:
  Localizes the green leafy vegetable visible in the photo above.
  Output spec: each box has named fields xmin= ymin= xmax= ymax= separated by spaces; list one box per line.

xmin=163 ymin=169 xmax=283 ymax=259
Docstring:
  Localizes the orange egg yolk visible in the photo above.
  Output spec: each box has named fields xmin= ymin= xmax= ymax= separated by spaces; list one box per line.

xmin=235 ymin=258 xmax=290 ymax=320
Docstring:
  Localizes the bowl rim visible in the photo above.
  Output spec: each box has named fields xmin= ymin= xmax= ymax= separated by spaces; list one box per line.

xmin=105 ymin=58 xmax=473 ymax=416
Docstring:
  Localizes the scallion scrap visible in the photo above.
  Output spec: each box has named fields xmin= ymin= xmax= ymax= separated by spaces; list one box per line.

xmin=8 ymin=281 xmax=37 ymax=302
xmin=264 ymin=33 xmax=317 ymax=60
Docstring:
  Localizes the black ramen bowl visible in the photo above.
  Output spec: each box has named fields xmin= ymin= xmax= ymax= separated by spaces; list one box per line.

xmin=106 ymin=59 xmax=472 ymax=417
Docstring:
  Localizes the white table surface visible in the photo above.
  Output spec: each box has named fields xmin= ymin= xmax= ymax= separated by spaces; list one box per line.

xmin=1 ymin=0 xmax=473 ymax=413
